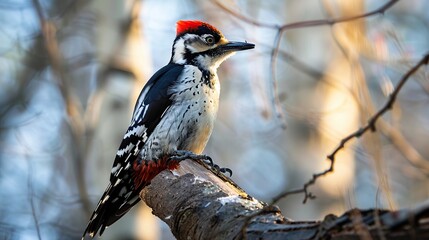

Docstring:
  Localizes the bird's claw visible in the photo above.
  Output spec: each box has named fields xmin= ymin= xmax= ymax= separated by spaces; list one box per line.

xmin=212 ymin=163 xmax=233 ymax=177
xmin=219 ymin=167 xmax=233 ymax=177
xmin=168 ymin=150 xmax=232 ymax=177
xmin=168 ymin=150 xmax=213 ymax=165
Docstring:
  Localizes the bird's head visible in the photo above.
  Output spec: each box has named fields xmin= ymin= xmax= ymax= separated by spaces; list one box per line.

xmin=170 ymin=20 xmax=255 ymax=70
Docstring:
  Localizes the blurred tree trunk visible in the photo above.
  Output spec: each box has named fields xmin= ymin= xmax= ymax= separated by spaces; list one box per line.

xmin=314 ymin=0 xmax=362 ymax=204
xmin=141 ymin=160 xmax=429 ymax=240
xmin=321 ymin=0 xmax=402 ymax=210
xmin=86 ymin=0 xmax=159 ymax=239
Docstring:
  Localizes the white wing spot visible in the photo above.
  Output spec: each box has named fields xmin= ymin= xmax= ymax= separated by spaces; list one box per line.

xmin=141 ymin=105 xmax=149 ymax=119
xmin=114 ymin=167 xmax=123 ymax=177
xmin=124 ymin=125 xmax=146 ymax=139
xmin=132 ymin=86 xmax=151 ymax=120
xmin=114 ymin=179 xmax=121 ymax=187
xmin=111 ymin=164 xmax=121 ymax=173
xmin=102 ymin=195 xmax=110 ymax=204
xmin=133 ymin=142 xmax=141 ymax=155
xmin=133 ymin=105 xmax=146 ymax=122
xmin=125 ymin=162 xmax=131 ymax=170
xmin=117 ymin=144 xmax=134 ymax=157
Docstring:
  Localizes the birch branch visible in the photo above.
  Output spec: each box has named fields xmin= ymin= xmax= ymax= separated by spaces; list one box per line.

xmin=141 ymin=160 xmax=429 ymax=240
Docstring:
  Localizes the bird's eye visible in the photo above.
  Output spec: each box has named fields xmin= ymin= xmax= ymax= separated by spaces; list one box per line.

xmin=205 ymin=36 xmax=215 ymax=45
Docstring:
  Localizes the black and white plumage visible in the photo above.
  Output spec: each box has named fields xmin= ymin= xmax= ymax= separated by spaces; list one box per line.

xmin=82 ymin=20 xmax=254 ymax=238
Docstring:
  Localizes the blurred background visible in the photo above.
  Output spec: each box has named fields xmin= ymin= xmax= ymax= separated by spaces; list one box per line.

xmin=1 ymin=0 xmax=429 ymax=239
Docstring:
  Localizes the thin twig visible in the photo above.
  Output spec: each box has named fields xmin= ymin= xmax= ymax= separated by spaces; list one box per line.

xmin=272 ymin=53 xmax=429 ymax=204
xmin=217 ymin=0 xmax=405 ymax=204
xmin=214 ymin=1 xmax=279 ymax=29
xmin=240 ymin=53 xmax=429 ymax=239
xmin=378 ymin=119 xmax=429 ymax=176
xmin=226 ymin=1 xmax=406 ymax=237
xmin=215 ymin=0 xmax=401 ymax=128
xmin=31 ymin=0 xmax=91 ymax=214
xmin=269 ymin=31 xmax=287 ymax=128
xmin=215 ymin=0 xmax=399 ymax=31
xmin=27 ymin=158 xmax=42 ymax=240
xmin=279 ymin=0 xmax=399 ymax=31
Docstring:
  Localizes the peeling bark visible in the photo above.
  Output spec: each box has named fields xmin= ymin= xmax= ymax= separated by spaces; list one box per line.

xmin=141 ymin=160 xmax=429 ymax=240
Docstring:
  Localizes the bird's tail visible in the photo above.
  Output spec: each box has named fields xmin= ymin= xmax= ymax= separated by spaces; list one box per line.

xmin=81 ymin=182 xmax=141 ymax=239
xmin=82 ymin=156 xmax=180 ymax=239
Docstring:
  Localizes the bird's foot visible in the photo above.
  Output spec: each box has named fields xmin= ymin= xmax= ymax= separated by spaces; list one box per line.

xmin=168 ymin=150 xmax=232 ymax=177
xmin=211 ymin=164 xmax=233 ymax=177
xmin=169 ymin=150 xmax=213 ymax=165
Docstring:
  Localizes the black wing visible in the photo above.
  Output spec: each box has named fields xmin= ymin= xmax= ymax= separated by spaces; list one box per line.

xmin=83 ymin=63 xmax=184 ymax=238
xmin=111 ymin=63 xmax=183 ymax=180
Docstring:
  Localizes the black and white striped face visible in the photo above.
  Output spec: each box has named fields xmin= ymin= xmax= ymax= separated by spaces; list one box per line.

xmin=171 ymin=31 xmax=229 ymax=68
xmin=170 ymin=24 xmax=254 ymax=70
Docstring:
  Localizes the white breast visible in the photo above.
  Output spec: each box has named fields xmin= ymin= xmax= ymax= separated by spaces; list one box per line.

xmin=140 ymin=65 xmax=220 ymax=160
xmin=171 ymin=65 xmax=220 ymax=153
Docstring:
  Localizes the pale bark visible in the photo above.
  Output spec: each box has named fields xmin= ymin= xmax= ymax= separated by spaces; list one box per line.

xmin=90 ymin=1 xmax=158 ymax=239
xmin=141 ymin=160 xmax=429 ymax=240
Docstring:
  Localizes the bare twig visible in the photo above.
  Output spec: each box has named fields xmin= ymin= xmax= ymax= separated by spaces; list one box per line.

xmin=269 ymin=31 xmax=287 ymax=128
xmin=27 ymin=159 xmax=42 ymax=240
xmin=378 ymin=119 xmax=429 ymax=175
xmin=273 ymin=53 xmax=429 ymax=204
xmin=280 ymin=0 xmax=399 ymax=31
xmin=32 ymin=0 xmax=71 ymax=104
xmin=216 ymin=0 xmax=405 ymax=205
xmin=272 ymin=0 xmax=400 ymax=127
xmin=214 ymin=0 xmax=401 ymax=127
xmin=31 ymin=0 xmax=91 ymax=214
xmin=238 ymin=53 xmax=429 ymax=239
xmin=214 ymin=1 xmax=279 ymax=29
xmin=215 ymin=0 xmax=399 ymax=31
xmin=218 ymin=1 xmax=408 ymax=236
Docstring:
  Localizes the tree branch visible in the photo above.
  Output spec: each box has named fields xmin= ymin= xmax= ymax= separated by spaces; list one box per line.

xmin=272 ymin=53 xmax=429 ymax=204
xmin=141 ymin=160 xmax=429 ymax=240
xmin=214 ymin=0 xmax=401 ymax=131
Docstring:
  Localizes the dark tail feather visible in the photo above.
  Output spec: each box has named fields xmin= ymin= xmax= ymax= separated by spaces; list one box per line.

xmin=82 ymin=157 xmax=173 ymax=238
xmin=82 ymin=185 xmax=112 ymax=239
xmin=81 ymin=183 xmax=141 ymax=239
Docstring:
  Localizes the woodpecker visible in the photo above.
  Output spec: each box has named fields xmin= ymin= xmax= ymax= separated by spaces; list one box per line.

xmin=82 ymin=20 xmax=254 ymax=238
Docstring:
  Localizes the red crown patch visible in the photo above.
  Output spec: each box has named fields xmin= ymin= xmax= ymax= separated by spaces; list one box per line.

xmin=176 ymin=20 xmax=220 ymax=36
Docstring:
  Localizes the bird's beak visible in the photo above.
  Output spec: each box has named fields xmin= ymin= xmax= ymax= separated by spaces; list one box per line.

xmin=219 ymin=41 xmax=255 ymax=52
